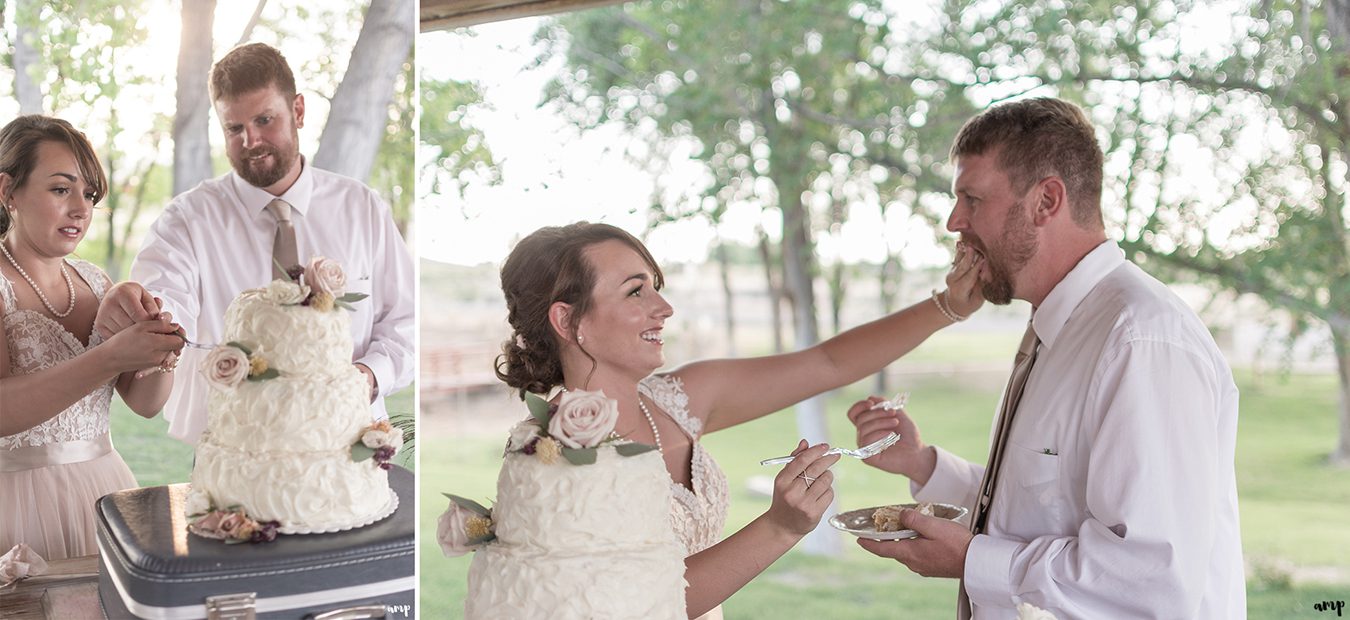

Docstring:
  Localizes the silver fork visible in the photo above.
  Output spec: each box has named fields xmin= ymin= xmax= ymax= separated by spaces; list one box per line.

xmin=760 ymin=392 xmax=909 ymax=465
xmin=760 ymin=431 xmax=902 ymax=466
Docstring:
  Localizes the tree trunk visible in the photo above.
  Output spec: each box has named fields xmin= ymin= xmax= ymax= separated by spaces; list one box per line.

xmin=828 ymin=259 xmax=846 ymax=336
xmin=313 ymin=0 xmax=415 ymax=182
xmin=1332 ymin=323 xmax=1350 ymax=467
xmin=874 ymin=250 xmax=902 ymax=395
xmin=14 ymin=4 xmax=43 ymax=114
xmin=173 ymin=0 xmax=215 ymax=196
xmin=777 ymin=176 xmax=839 ymax=557
xmin=235 ymin=0 xmax=268 ymax=47
xmin=715 ymin=239 xmax=737 ymax=356
xmin=757 ymin=231 xmax=784 ymax=354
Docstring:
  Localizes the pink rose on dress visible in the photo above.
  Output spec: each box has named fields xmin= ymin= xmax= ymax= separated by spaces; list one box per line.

xmin=305 ymin=256 xmax=347 ymax=298
xmin=548 ymin=389 xmax=619 ymax=449
xmin=202 ymin=345 xmax=250 ymax=391
xmin=437 ymin=502 xmax=481 ymax=557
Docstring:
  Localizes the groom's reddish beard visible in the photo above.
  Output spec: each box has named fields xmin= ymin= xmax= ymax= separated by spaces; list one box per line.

xmin=230 ymin=136 xmax=299 ymax=189
xmin=963 ymin=200 xmax=1037 ymax=305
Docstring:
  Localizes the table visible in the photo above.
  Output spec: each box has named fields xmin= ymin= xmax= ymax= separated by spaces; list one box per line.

xmin=0 ymin=555 xmax=102 ymax=619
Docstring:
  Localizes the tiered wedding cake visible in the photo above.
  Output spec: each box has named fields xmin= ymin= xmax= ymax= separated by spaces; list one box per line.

xmin=187 ymin=259 xmax=398 ymax=537
xmin=443 ymin=391 xmax=687 ymax=619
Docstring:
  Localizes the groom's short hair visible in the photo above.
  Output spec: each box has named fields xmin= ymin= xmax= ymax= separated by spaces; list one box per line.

xmin=209 ymin=43 xmax=297 ymax=103
xmin=950 ymin=97 xmax=1105 ymax=229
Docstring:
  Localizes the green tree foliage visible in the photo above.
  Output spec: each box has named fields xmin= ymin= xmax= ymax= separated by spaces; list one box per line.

xmin=541 ymin=0 xmax=1350 ymax=465
xmin=916 ymin=0 xmax=1350 ymax=463
xmin=418 ymin=75 xmax=498 ymax=205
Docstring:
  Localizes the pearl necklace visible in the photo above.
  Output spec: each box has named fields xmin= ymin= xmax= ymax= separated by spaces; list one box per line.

xmin=561 ymin=386 xmax=663 ymax=453
xmin=0 ymin=239 xmax=75 ymax=318
xmin=636 ymin=394 xmax=663 ymax=454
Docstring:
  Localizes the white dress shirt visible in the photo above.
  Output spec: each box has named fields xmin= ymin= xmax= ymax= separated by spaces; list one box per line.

xmin=130 ymin=160 xmax=415 ymax=443
xmin=914 ymin=241 xmax=1245 ymax=619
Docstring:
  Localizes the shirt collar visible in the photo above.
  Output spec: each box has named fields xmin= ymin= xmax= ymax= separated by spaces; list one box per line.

xmin=230 ymin=156 xmax=314 ymax=218
xmin=1031 ymin=240 xmax=1124 ymax=350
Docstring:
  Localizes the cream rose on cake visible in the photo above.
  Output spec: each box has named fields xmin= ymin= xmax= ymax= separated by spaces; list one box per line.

xmin=549 ymin=389 xmax=619 ymax=448
xmin=202 ymin=345 xmax=250 ymax=391
xmin=261 ymin=279 xmax=309 ymax=305
xmin=505 ymin=419 xmax=540 ymax=453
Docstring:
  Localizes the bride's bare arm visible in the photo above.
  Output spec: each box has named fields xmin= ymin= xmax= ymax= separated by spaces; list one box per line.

xmin=0 ymin=300 xmax=183 ymax=435
xmin=677 ymin=246 xmax=983 ymax=433
xmin=682 ymin=442 xmax=839 ymax=617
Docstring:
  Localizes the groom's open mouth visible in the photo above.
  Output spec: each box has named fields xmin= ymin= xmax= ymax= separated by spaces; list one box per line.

xmin=640 ymin=328 xmax=664 ymax=345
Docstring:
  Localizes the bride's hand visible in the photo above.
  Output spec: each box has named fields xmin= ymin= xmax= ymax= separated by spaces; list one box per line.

xmin=104 ymin=315 xmax=184 ymax=374
xmin=942 ymin=241 xmax=985 ymax=318
xmin=765 ymin=440 xmax=841 ymax=537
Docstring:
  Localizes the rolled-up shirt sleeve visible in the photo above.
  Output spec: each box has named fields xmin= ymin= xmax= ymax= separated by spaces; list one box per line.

xmin=964 ymin=339 xmax=1225 ymax=618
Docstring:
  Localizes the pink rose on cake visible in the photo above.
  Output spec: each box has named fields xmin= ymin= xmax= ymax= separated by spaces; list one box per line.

xmin=305 ymin=256 xmax=347 ymax=297
xmin=549 ymin=389 xmax=619 ymax=449
xmin=203 ymin=345 xmax=250 ymax=391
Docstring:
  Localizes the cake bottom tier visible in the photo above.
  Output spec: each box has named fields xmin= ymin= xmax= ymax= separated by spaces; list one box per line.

xmin=466 ymin=542 xmax=687 ymax=620
xmin=190 ymin=437 xmax=393 ymax=533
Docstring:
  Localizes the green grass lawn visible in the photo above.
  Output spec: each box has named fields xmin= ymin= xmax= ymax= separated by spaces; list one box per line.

xmin=110 ymin=385 xmax=416 ymax=487
xmin=420 ymin=370 xmax=1350 ymax=618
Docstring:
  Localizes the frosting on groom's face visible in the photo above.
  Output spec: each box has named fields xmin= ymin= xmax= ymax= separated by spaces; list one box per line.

xmin=215 ymin=84 xmax=305 ymax=193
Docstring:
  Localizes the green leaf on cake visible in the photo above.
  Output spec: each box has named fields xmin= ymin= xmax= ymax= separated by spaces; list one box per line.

xmin=444 ymin=493 xmax=493 ymax=517
xmin=351 ymin=443 xmax=377 ymax=462
xmin=338 ymin=292 xmax=369 ymax=303
xmin=524 ymin=393 xmax=551 ymax=426
xmin=561 ymin=447 xmax=597 ymax=465
xmin=334 ymin=300 xmax=356 ymax=312
xmin=247 ymin=368 xmax=281 ymax=381
xmin=467 ymin=534 xmax=497 ymax=546
xmin=614 ymin=442 xmax=659 ymax=457
xmin=226 ymin=341 xmax=252 ymax=356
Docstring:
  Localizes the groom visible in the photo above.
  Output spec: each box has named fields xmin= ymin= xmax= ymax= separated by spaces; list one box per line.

xmin=96 ymin=43 xmax=414 ymax=443
xmin=848 ymin=97 xmax=1244 ymax=618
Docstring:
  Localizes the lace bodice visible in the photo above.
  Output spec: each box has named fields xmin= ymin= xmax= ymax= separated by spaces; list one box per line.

xmin=1 ymin=259 xmax=115 ymax=448
xmin=640 ymin=374 xmax=730 ymax=555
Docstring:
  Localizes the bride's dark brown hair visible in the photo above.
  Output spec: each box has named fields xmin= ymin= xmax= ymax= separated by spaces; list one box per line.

xmin=495 ymin=222 xmax=665 ymax=398
xmin=0 ymin=116 xmax=107 ymax=236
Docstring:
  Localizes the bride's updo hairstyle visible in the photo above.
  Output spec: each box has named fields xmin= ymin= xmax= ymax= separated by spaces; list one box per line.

xmin=496 ymin=222 xmax=665 ymax=398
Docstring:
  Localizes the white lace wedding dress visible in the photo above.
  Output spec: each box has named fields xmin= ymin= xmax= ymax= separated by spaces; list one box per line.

xmin=640 ymin=374 xmax=731 ymax=620
xmin=0 ymin=259 xmax=138 ymax=560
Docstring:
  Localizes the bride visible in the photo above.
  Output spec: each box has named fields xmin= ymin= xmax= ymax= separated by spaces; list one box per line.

xmin=493 ymin=222 xmax=983 ymax=617
xmin=0 ymin=115 xmax=185 ymax=560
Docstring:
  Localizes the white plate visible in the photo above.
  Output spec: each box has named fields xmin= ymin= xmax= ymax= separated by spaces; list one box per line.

xmin=829 ymin=502 xmax=968 ymax=540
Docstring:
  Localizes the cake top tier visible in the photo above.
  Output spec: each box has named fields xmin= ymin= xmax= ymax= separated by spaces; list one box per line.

xmin=214 ymin=257 xmax=367 ymax=378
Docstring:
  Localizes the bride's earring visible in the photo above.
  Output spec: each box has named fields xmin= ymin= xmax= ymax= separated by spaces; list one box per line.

xmin=577 ymin=333 xmax=585 ymax=345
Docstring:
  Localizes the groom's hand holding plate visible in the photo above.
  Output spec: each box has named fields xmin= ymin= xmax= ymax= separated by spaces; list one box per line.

xmin=851 ymin=504 xmax=973 ymax=579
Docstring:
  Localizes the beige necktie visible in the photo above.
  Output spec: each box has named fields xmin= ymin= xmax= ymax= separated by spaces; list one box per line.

xmin=959 ymin=319 xmax=1040 ymax=619
xmin=266 ymin=199 xmax=299 ymax=280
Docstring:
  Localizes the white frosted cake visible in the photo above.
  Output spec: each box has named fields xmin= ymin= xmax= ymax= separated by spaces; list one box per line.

xmin=465 ymin=445 xmax=687 ymax=619
xmin=444 ymin=390 xmax=686 ymax=618
xmin=187 ymin=269 xmax=397 ymax=537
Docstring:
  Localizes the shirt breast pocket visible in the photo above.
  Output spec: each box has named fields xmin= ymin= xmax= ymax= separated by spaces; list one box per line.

xmin=999 ymin=440 xmax=1069 ymax=535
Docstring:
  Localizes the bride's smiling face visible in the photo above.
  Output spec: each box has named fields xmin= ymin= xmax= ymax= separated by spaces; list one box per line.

xmin=572 ymin=240 xmax=674 ymax=379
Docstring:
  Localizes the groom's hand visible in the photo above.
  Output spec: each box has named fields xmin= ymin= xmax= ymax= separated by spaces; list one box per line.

xmin=97 ymin=282 xmax=160 ymax=338
xmin=846 ymin=396 xmax=933 ymax=482
xmin=856 ymin=508 xmax=973 ymax=578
